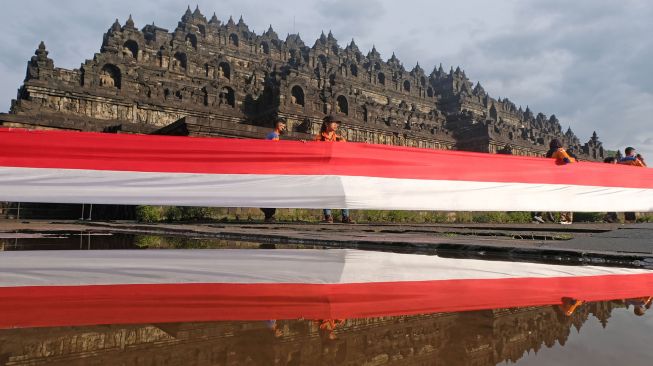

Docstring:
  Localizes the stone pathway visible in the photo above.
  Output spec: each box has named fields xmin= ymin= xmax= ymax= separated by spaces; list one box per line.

xmin=1 ymin=220 xmax=652 ymax=266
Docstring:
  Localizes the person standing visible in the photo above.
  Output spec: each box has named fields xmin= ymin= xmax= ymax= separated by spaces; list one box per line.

xmin=546 ymin=139 xmax=576 ymax=224
xmin=260 ymin=117 xmax=287 ymax=222
xmin=619 ymin=147 xmax=645 ymax=222
xmin=265 ymin=117 xmax=286 ymax=141
xmin=603 ymin=156 xmax=619 ymax=223
xmin=619 ymin=147 xmax=646 ymax=167
xmin=315 ymin=115 xmax=354 ymax=223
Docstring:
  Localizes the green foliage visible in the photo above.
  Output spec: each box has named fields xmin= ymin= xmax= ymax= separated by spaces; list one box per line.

xmin=457 ymin=212 xmax=531 ymax=224
xmin=136 ymin=206 xmax=217 ymax=223
xmin=352 ymin=210 xmax=448 ymax=223
xmin=134 ymin=235 xmax=213 ymax=249
xmin=637 ymin=214 xmax=653 ymax=223
xmin=573 ymin=212 xmax=605 ymax=222
xmin=163 ymin=206 xmax=214 ymax=221
xmin=135 ymin=206 xmax=163 ymax=223
xmin=133 ymin=235 xmax=268 ymax=249
xmin=464 ymin=211 xmax=531 ymax=224
xmin=603 ymin=149 xmax=620 ymax=158
xmin=134 ymin=206 xmax=628 ymax=224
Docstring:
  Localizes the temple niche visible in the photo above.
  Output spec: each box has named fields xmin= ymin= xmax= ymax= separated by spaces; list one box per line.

xmin=336 ymin=95 xmax=348 ymax=115
xmin=172 ymin=52 xmax=187 ymax=71
xmin=291 ymin=85 xmax=304 ymax=106
xmin=123 ymin=40 xmax=139 ymax=59
xmin=1 ymin=6 xmax=603 ymax=161
xmin=217 ymin=62 xmax=230 ymax=79
xmin=99 ymin=64 xmax=120 ymax=88
xmin=219 ymin=87 xmax=235 ymax=107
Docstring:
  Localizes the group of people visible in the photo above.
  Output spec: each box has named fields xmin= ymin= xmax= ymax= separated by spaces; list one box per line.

xmin=604 ymin=146 xmax=646 ymax=222
xmin=261 ymin=115 xmax=354 ymax=224
xmin=262 ymin=117 xmax=647 ymax=225
xmin=530 ymin=139 xmax=647 ymax=225
xmin=560 ymin=296 xmax=652 ymax=317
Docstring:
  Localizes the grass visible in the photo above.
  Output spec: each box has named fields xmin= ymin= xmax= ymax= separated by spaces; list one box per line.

xmin=136 ymin=206 xmax=624 ymax=224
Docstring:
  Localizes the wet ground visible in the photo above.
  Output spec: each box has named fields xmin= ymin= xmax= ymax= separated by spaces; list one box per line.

xmin=2 ymin=220 xmax=653 ymax=266
xmin=1 ymin=221 xmax=653 ymax=365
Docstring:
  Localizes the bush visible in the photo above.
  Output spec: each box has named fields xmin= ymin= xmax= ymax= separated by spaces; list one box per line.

xmin=573 ymin=212 xmax=605 ymax=222
xmin=463 ymin=212 xmax=531 ymax=224
xmin=134 ymin=207 xmax=614 ymax=224
xmin=134 ymin=235 xmax=213 ymax=249
xmin=162 ymin=206 xmax=214 ymax=221
xmin=135 ymin=206 xmax=163 ymax=223
xmin=637 ymin=214 xmax=653 ymax=223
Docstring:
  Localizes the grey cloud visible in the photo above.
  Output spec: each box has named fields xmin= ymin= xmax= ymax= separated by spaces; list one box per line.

xmin=437 ymin=0 xmax=653 ymax=156
xmin=314 ymin=0 xmax=385 ymax=42
xmin=0 ymin=0 xmax=651 ymax=156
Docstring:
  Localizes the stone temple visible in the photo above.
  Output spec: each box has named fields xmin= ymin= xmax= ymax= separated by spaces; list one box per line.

xmin=0 ymin=6 xmax=605 ymax=160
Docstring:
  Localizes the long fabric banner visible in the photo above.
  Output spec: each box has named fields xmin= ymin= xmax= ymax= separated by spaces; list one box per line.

xmin=1 ymin=249 xmax=652 ymax=328
xmin=0 ymin=128 xmax=651 ymax=211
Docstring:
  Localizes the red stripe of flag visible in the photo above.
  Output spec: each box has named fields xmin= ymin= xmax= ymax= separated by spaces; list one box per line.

xmin=2 ymin=273 xmax=653 ymax=329
xmin=1 ymin=128 xmax=652 ymax=189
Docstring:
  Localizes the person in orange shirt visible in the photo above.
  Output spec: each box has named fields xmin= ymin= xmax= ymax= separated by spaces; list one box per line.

xmin=626 ymin=296 xmax=652 ymax=316
xmin=619 ymin=147 xmax=646 ymax=168
xmin=314 ymin=114 xmax=347 ymax=142
xmin=619 ymin=147 xmax=645 ymax=221
xmin=546 ymin=138 xmax=576 ymax=164
xmin=315 ymin=319 xmax=346 ymax=340
xmin=546 ymin=139 xmax=575 ymax=224
xmin=619 ymin=147 xmax=646 ymax=167
xmin=314 ymin=115 xmax=354 ymax=223
xmin=559 ymin=297 xmax=585 ymax=316
xmin=613 ymin=296 xmax=653 ymax=316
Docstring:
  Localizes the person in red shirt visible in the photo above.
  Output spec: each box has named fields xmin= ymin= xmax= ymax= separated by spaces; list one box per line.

xmin=314 ymin=115 xmax=354 ymax=223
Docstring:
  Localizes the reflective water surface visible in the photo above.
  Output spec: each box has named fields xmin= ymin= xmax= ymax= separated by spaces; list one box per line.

xmin=0 ymin=231 xmax=328 ymax=251
xmin=1 ymin=301 xmax=652 ymax=366
xmin=1 ymin=232 xmax=652 ymax=365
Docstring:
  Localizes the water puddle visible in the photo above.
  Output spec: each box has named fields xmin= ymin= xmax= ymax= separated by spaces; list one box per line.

xmin=1 ymin=231 xmax=652 ymax=365
xmin=1 ymin=300 xmax=651 ymax=366
xmin=0 ymin=231 xmax=320 ymax=251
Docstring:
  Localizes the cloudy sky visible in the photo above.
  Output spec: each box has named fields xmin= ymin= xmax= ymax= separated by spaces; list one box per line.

xmin=1 ymin=0 xmax=651 ymax=156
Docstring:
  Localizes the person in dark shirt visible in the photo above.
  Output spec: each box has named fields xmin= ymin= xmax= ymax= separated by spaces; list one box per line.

xmin=603 ymin=156 xmax=619 ymax=223
xmin=261 ymin=117 xmax=287 ymax=222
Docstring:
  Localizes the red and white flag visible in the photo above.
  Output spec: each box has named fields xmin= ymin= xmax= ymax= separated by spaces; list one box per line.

xmin=0 ymin=128 xmax=651 ymax=212
xmin=1 ymin=249 xmax=652 ymax=328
